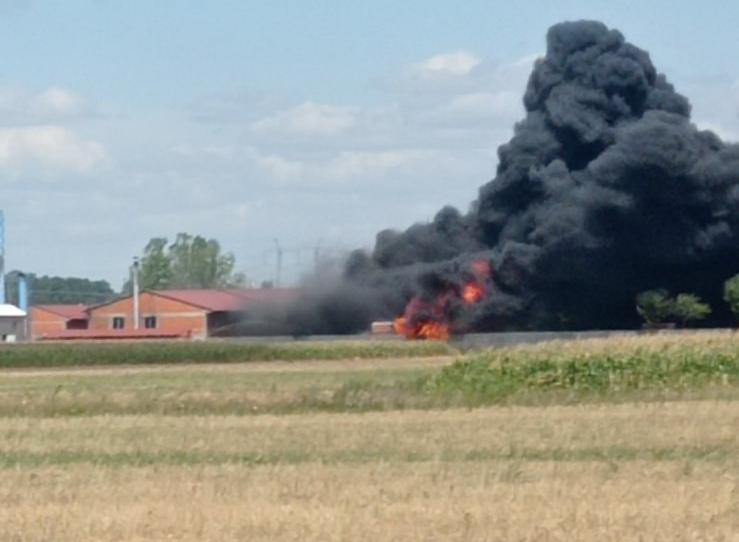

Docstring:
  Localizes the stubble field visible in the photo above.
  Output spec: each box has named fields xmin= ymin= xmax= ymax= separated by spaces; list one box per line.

xmin=1 ymin=336 xmax=738 ymax=541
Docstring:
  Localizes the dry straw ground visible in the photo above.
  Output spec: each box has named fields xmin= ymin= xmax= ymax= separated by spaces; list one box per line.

xmin=0 ymin=336 xmax=737 ymax=541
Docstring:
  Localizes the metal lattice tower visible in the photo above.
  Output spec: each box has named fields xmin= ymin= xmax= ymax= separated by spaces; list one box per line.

xmin=0 ymin=210 xmax=5 ymax=304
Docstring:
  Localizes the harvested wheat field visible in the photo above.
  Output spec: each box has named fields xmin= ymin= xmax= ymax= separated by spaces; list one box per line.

xmin=0 ymin=337 xmax=738 ymax=541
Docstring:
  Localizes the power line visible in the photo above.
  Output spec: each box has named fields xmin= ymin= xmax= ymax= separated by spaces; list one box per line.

xmin=273 ymin=238 xmax=283 ymax=287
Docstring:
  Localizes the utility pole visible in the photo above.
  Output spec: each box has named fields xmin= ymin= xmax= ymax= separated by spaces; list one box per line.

xmin=132 ymin=257 xmax=140 ymax=330
xmin=313 ymin=239 xmax=322 ymax=273
xmin=0 ymin=210 xmax=5 ymax=305
xmin=273 ymin=239 xmax=283 ymax=287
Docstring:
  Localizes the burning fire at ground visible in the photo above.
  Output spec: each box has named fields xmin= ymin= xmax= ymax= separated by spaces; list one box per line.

xmin=393 ymin=259 xmax=492 ymax=341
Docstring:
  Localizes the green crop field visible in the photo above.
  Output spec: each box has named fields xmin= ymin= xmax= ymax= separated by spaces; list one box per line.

xmin=425 ymin=332 xmax=739 ymax=406
xmin=1 ymin=334 xmax=737 ymax=541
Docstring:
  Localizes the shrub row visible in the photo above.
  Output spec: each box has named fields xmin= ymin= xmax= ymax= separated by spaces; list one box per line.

xmin=0 ymin=340 xmax=454 ymax=369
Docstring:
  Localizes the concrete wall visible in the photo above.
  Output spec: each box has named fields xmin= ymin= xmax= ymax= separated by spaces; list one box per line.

xmin=451 ymin=328 xmax=733 ymax=350
xmin=453 ymin=330 xmax=638 ymax=349
xmin=0 ymin=316 xmax=27 ymax=341
xmin=222 ymin=328 xmax=734 ymax=348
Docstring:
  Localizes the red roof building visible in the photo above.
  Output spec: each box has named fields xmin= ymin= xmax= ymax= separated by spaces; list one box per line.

xmin=31 ymin=304 xmax=89 ymax=339
xmin=81 ymin=288 xmax=299 ymax=340
xmin=31 ymin=288 xmax=300 ymax=341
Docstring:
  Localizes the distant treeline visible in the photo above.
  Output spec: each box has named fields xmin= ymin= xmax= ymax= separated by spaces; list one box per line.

xmin=4 ymin=271 xmax=115 ymax=306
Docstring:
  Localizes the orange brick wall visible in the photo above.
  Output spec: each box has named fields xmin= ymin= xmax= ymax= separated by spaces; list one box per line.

xmin=30 ymin=308 xmax=68 ymax=338
xmin=88 ymin=292 xmax=208 ymax=338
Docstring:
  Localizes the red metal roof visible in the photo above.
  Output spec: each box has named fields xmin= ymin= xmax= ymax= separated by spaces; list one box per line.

xmin=151 ymin=288 xmax=300 ymax=312
xmin=229 ymin=288 xmax=301 ymax=304
xmin=151 ymin=289 xmax=249 ymax=312
xmin=33 ymin=304 xmax=89 ymax=320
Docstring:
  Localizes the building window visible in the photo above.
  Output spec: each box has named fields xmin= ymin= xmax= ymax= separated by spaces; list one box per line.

xmin=144 ymin=316 xmax=157 ymax=329
xmin=112 ymin=317 xmax=125 ymax=330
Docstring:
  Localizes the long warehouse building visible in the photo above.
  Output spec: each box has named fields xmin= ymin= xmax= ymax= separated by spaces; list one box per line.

xmin=30 ymin=288 xmax=299 ymax=340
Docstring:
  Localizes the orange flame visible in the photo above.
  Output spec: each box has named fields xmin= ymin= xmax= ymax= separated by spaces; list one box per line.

xmin=393 ymin=316 xmax=450 ymax=341
xmin=393 ymin=317 xmax=408 ymax=336
xmin=462 ymin=281 xmax=485 ymax=304
xmin=394 ymin=258 xmax=493 ymax=341
xmin=416 ymin=321 xmax=450 ymax=340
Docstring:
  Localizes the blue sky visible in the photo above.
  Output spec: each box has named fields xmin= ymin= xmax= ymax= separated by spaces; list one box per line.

xmin=1 ymin=0 xmax=738 ymax=287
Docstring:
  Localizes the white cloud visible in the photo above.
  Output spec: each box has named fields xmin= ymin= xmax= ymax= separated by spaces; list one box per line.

xmin=385 ymin=53 xmax=536 ymax=99
xmin=415 ymin=91 xmax=522 ymax=128
xmin=32 ymin=87 xmax=86 ymax=118
xmin=251 ymin=101 xmax=356 ymax=136
xmin=0 ymin=51 xmax=536 ymax=283
xmin=415 ymin=52 xmax=481 ymax=77
xmin=0 ymin=85 xmax=91 ymax=125
xmin=254 ymin=148 xmax=432 ymax=186
xmin=0 ymin=125 xmax=107 ymax=172
xmin=189 ymin=88 xmax=291 ymax=123
xmin=371 ymin=54 xmax=534 ymax=139
xmin=256 ymin=154 xmax=303 ymax=182
xmin=321 ymin=149 xmax=430 ymax=181
xmin=451 ymin=91 xmax=520 ymax=115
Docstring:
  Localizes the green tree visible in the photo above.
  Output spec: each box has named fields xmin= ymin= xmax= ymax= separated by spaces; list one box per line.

xmin=140 ymin=237 xmax=174 ymax=289
xmin=126 ymin=233 xmax=242 ymax=292
xmin=723 ymin=274 xmax=739 ymax=321
xmin=672 ymin=293 xmax=711 ymax=327
xmin=636 ymin=289 xmax=674 ymax=327
xmin=168 ymin=233 xmax=236 ymax=288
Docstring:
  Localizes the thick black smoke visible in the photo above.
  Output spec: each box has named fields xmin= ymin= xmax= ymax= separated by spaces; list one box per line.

xmin=293 ymin=20 xmax=739 ymax=333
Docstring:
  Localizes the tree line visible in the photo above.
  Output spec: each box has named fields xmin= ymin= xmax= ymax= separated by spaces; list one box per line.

xmin=4 ymin=271 xmax=115 ymax=306
xmin=636 ymin=274 xmax=739 ymax=328
xmin=5 ymin=233 xmax=248 ymax=305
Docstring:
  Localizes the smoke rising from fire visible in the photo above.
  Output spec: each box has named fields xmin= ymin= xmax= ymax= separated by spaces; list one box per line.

xmin=292 ymin=20 xmax=739 ymax=333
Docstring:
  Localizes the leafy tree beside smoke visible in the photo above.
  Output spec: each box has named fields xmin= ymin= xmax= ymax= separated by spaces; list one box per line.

xmin=723 ymin=274 xmax=739 ymax=321
xmin=125 ymin=233 xmax=245 ymax=292
xmin=636 ymin=290 xmax=673 ymax=327
xmin=636 ymin=290 xmax=711 ymax=328
xmin=672 ymin=294 xmax=711 ymax=328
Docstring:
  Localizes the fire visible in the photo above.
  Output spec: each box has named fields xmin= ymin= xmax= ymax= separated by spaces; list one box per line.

xmin=393 ymin=317 xmax=409 ymax=337
xmin=416 ymin=321 xmax=450 ymax=341
xmin=395 ymin=258 xmax=493 ymax=341
xmin=462 ymin=258 xmax=491 ymax=304
xmin=394 ymin=316 xmax=450 ymax=340
xmin=462 ymin=281 xmax=485 ymax=304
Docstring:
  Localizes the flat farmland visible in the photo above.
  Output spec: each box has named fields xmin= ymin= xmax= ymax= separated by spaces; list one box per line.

xmin=1 ymin=338 xmax=738 ymax=541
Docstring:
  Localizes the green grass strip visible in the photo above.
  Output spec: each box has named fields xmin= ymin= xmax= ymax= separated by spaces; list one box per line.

xmin=0 ymin=444 xmax=734 ymax=468
xmin=0 ymin=340 xmax=454 ymax=369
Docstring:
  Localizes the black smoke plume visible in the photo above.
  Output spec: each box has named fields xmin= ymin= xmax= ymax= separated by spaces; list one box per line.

xmin=291 ymin=20 xmax=739 ymax=333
